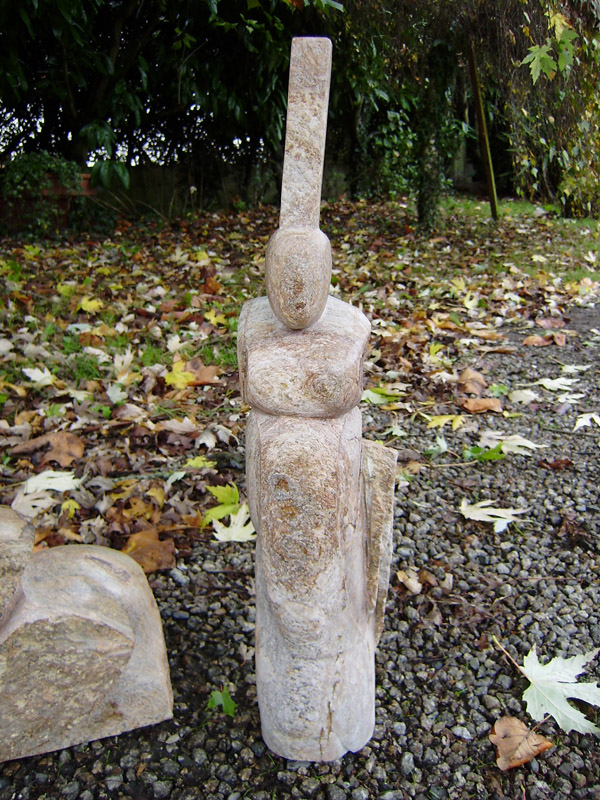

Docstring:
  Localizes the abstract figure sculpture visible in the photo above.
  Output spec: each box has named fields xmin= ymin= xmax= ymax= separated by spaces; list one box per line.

xmin=0 ymin=506 xmax=172 ymax=762
xmin=238 ymin=37 xmax=398 ymax=762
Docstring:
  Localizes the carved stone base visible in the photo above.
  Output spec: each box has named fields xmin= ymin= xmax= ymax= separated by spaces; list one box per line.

xmin=246 ymin=411 xmax=397 ymax=760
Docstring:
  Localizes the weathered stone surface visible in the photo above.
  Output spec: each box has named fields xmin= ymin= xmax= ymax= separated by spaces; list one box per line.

xmin=247 ymin=409 xmax=376 ymax=760
xmin=0 ymin=543 xmax=173 ymax=762
xmin=265 ymin=37 xmax=332 ymax=330
xmin=238 ymin=295 xmax=370 ymax=418
xmin=0 ymin=507 xmax=34 ymax=623
xmin=265 ymin=227 xmax=332 ymax=329
xmin=278 ymin=38 xmax=331 ymax=231
xmin=242 ymin=35 xmax=398 ymax=763
xmin=362 ymin=439 xmax=398 ymax=644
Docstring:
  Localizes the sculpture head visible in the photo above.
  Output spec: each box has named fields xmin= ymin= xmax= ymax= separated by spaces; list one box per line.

xmin=265 ymin=227 xmax=332 ymax=329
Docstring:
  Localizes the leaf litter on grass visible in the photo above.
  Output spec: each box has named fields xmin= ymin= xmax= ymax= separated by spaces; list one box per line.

xmin=0 ymin=199 xmax=599 ymax=570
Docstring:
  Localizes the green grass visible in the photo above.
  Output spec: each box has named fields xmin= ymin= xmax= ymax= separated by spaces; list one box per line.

xmin=199 ymin=342 xmax=238 ymax=368
xmin=141 ymin=342 xmax=167 ymax=367
xmin=70 ymin=353 xmax=102 ymax=383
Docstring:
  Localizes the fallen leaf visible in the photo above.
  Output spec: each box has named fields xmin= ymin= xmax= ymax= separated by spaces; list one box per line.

xmin=106 ymin=383 xmax=128 ymax=404
xmin=23 ymin=470 xmax=81 ymax=494
xmin=419 ymin=568 xmax=438 ymax=587
xmin=459 ymin=497 xmax=529 ymax=532
xmin=520 ymin=646 xmax=600 ymax=735
xmin=185 ymin=455 xmax=217 ymax=469
xmin=478 ymin=431 xmax=548 ymax=456
xmin=184 ymin=357 xmax=221 ymax=384
xmin=204 ymin=308 xmax=228 ymax=327
xmin=121 ymin=526 xmax=176 ymax=573
xmin=41 ymin=432 xmax=85 ymax=467
xmin=60 ymin=498 xmax=81 ymax=519
xmin=11 ymin=489 xmax=56 ymax=518
xmin=78 ymin=296 xmax=104 ymax=313
xmin=22 ymin=366 xmax=56 ymax=386
xmin=561 ymin=363 xmax=592 ymax=374
xmin=539 ymin=458 xmax=573 ymax=470
xmin=427 ymin=414 xmax=464 ymax=431
xmin=573 ymin=413 xmax=600 ymax=432
xmin=460 ymin=398 xmax=503 ymax=414
xmin=155 ymin=417 xmax=198 ymax=434
xmin=523 ymin=334 xmax=554 ymax=347
xmin=396 ymin=567 xmax=423 ymax=594
xmin=536 ymin=317 xmax=565 ymax=329
xmin=164 ymin=359 xmax=196 ymax=389
xmin=489 ymin=716 xmax=554 ymax=771
xmin=509 ymin=389 xmax=540 ymax=405
xmin=212 ymin=503 xmax=256 ymax=542
xmin=533 ymin=376 xmax=579 ymax=392
xmin=557 ymin=511 xmax=590 ymax=547
xmin=458 ymin=367 xmax=487 ymax=396
xmin=468 ymin=329 xmax=504 ymax=341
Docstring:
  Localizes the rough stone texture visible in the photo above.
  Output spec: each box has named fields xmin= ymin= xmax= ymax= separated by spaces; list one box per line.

xmin=247 ymin=409 xmax=373 ymax=761
xmin=245 ymin=413 xmax=397 ymax=761
xmin=278 ymin=38 xmax=332 ymax=231
xmin=240 ymin=36 xmax=397 ymax=762
xmin=361 ymin=439 xmax=398 ymax=644
xmin=238 ymin=295 xmax=370 ymax=418
xmin=265 ymin=227 xmax=332 ymax=330
xmin=0 ymin=507 xmax=34 ymax=622
xmin=0 ymin=514 xmax=173 ymax=762
xmin=265 ymin=37 xmax=332 ymax=331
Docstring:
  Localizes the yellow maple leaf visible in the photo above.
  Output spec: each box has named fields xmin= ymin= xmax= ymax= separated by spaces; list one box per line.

xmin=79 ymin=296 xmax=104 ymax=313
xmin=60 ymin=499 xmax=81 ymax=519
xmin=147 ymin=486 xmax=165 ymax=508
xmin=427 ymin=414 xmax=464 ymax=431
xmin=165 ymin=359 xmax=195 ymax=389
xmin=204 ymin=308 xmax=228 ymax=327
xmin=185 ymin=455 xmax=217 ymax=469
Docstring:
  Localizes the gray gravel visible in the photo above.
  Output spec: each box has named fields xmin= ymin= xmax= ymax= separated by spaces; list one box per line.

xmin=1 ymin=304 xmax=599 ymax=799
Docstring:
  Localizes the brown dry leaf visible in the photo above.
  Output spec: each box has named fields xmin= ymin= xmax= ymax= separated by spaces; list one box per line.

xmin=203 ymin=275 xmax=223 ymax=294
xmin=539 ymin=458 xmax=573 ymax=471
xmin=419 ymin=568 xmax=438 ymax=587
xmin=460 ymin=397 xmax=503 ymax=414
xmin=185 ymin=357 xmax=221 ymax=385
xmin=536 ymin=317 xmax=565 ymax=329
xmin=478 ymin=345 xmax=518 ymax=354
xmin=11 ymin=431 xmax=84 ymax=467
xmin=40 ymin=432 xmax=85 ymax=467
xmin=472 ymin=330 xmax=504 ymax=342
xmin=11 ymin=432 xmax=53 ymax=455
xmin=523 ymin=334 xmax=554 ymax=347
xmin=458 ymin=367 xmax=487 ymax=397
xmin=121 ymin=526 xmax=176 ymax=573
xmin=122 ymin=496 xmax=157 ymax=521
xmin=489 ymin=716 xmax=553 ymax=771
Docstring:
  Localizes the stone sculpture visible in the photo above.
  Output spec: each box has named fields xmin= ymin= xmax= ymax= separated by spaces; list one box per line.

xmin=238 ymin=37 xmax=398 ymax=762
xmin=0 ymin=506 xmax=173 ymax=762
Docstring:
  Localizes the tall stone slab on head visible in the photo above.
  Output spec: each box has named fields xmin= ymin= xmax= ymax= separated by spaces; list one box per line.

xmin=0 ymin=506 xmax=173 ymax=763
xmin=265 ymin=37 xmax=333 ymax=330
xmin=239 ymin=36 xmax=398 ymax=762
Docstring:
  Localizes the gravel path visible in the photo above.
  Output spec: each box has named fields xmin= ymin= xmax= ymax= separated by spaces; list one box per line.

xmin=1 ymin=302 xmax=599 ymax=800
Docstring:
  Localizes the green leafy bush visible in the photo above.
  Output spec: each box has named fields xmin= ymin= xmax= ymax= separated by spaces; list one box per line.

xmin=0 ymin=151 xmax=82 ymax=235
